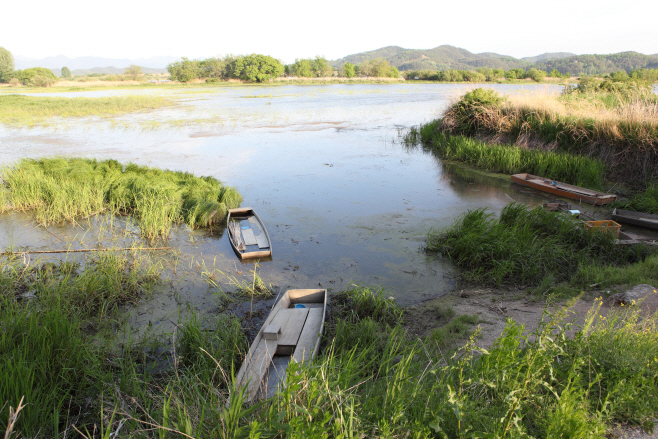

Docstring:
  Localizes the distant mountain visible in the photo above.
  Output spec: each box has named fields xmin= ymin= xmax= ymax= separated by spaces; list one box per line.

xmin=331 ymin=46 xmax=658 ymax=75
xmin=331 ymin=45 xmax=529 ymax=71
xmin=521 ymin=52 xmax=575 ymax=63
xmin=15 ymin=55 xmax=179 ymax=71
xmin=535 ymin=52 xmax=658 ymax=75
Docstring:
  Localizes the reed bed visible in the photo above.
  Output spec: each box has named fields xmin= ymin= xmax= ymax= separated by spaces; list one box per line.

xmin=439 ymin=87 xmax=658 ymax=182
xmin=0 ymin=94 xmax=173 ymax=127
xmin=427 ymin=203 xmax=654 ymax=286
xmin=0 ymin=157 xmax=242 ymax=240
xmin=406 ymin=121 xmax=606 ymax=189
xmin=613 ymin=182 xmax=658 ymax=214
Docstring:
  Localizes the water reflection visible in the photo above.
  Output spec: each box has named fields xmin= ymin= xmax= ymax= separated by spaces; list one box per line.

xmin=1 ymin=83 xmax=567 ymax=324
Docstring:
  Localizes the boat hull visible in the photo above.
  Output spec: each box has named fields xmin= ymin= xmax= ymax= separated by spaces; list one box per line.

xmin=511 ymin=173 xmax=616 ymax=206
xmin=227 ymin=207 xmax=272 ymax=259
xmin=612 ymin=208 xmax=658 ymax=231
xmin=235 ymin=289 xmax=327 ymax=402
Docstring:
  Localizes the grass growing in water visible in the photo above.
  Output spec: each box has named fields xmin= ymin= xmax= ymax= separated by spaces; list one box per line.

xmin=613 ymin=182 xmax=658 ymax=214
xmin=427 ymin=202 xmax=655 ymax=286
xmin=405 ymin=121 xmax=606 ymax=189
xmin=1 ymin=157 xmax=242 ymax=240
xmin=0 ymin=94 xmax=173 ymax=127
xmin=438 ymin=87 xmax=658 ymax=183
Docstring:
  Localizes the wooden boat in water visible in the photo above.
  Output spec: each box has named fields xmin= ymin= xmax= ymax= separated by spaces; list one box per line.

xmin=227 ymin=207 xmax=272 ymax=260
xmin=235 ymin=289 xmax=327 ymax=402
xmin=612 ymin=208 xmax=658 ymax=231
xmin=511 ymin=173 xmax=617 ymax=206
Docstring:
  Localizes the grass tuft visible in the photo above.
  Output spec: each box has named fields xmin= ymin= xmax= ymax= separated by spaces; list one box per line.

xmin=428 ymin=202 xmax=656 ymax=286
xmin=0 ymin=157 xmax=242 ymax=240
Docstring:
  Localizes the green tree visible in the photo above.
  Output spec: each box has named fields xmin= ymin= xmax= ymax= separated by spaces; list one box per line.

xmin=360 ymin=58 xmax=398 ymax=77
xmin=343 ymin=62 xmax=355 ymax=78
xmin=124 ymin=64 xmax=142 ymax=79
xmin=198 ymin=57 xmax=226 ymax=79
xmin=311 ymin=56 xmax=332 ymax=77
xmin=526 ymin=68 xmax=547 ymax=82
xmin=167 ymin=58 xmax=200 ymax=82
xmin=61 ymin=66 xmax=72 ymax=79
xmin=549 ymin=69 xmax=561 ymax=78
xmin=16 ymin=67 xmax=57 ymax=86
xmin=292 ymin=58 xmax=313 ymax=77
xmin=0 ymin=46 xmax=15 ymax=83
xmin=229 ymin=54 xmax=284 ymax=82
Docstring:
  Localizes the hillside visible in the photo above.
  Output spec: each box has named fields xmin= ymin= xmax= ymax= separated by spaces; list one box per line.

xmin=521 ymin=52 xmax=575 ymax=63
xmin=535 ymin=52 xmax=658 ymax=75
xmin=331 ymin=45 xmax=529 ymax=71
xmin=331 ymin=46 xmax=658 ymax=75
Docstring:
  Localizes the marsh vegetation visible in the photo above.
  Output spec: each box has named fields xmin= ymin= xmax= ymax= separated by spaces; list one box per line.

xmin=0 ymin=94 xmax=173 ymax=127
xmin=0 ymin=158 xmax=241 ymax=240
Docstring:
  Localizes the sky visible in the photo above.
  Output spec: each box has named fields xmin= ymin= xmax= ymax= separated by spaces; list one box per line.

xmin=2 ymin=0 xmax=657 ymax=63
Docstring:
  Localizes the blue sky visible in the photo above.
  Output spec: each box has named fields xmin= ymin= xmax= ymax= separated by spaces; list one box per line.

xmin=2 ymin=0 xmax=657 ymax=62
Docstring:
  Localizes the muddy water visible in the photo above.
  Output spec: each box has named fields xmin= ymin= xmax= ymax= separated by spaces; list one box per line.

xmin=1 ymin=83 xmax=573 ymax=331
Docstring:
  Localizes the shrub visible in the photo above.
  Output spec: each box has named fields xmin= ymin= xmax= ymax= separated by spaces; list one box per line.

xmin=8 ymin=78 xmax=20 ymax=87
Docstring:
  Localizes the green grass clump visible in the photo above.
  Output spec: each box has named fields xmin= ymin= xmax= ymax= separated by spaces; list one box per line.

xmin=330 ymin=284 xmax=404 ymax=327
xmin=406 ymin=123 xmax=606 ymax=189
xmin=428 ymin=314 xmax=480 ymax=347
xmin=434 ymin=87 xmax=658 ymax=183
xmin=572 ymin=254 xmax=658 ymax=289
xmin=613 ymin=182 xmax=658 ymax=214
xmin=0 ymin=94 xmax=173 ymax=127
xmin=428 ymin=202 xmax=654 ymax=286
xmin=1 ymin=157 xmax=242 ymax=240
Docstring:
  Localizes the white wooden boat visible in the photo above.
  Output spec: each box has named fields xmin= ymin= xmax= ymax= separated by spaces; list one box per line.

xmin=226 ymin=207 xmax=272 ymax=260
xmin=235 ymin=289 xmax=327 ymax=402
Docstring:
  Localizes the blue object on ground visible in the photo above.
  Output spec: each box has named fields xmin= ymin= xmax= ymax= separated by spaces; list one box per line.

xmin=294 ymin=304 xmax=307 ymax=309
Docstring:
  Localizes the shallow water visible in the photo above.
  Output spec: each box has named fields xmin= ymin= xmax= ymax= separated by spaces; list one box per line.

xmin=1 ymin=83 xmax=579 ymax=326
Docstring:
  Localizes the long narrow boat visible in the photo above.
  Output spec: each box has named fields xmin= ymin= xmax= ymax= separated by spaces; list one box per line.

xmin=612 ymin=208 xmax=658 ymax=231
xmin=235 ymin=289 xmax=327 ymax=402
xmin=226 ymin=207 xmax=272 ymax=260
xmin=511 ymin=173 xmax=617 ymax=206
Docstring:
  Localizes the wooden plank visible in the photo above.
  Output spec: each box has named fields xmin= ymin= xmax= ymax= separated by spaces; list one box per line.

xmin=255 ymin=231 xmax=269 ymax=249
xmin=264 ymin=356 xmax=291 ymax=399
xmin=293 ymin=308 xmax=323 ymax=363
xmin=241 ymin=338 xmax=278 ymax=400
xmin=278 ymin=308 xmax=309 ymax=346
xmin=235 ymin=294 xmax=290 ymax=390
xmin=288 ymin=289 xmax=326 ymax=304
xmin=240 ymin=250 xmax=271 ymax=260
xmin=241 ymin=228 xmax=258 ymax=246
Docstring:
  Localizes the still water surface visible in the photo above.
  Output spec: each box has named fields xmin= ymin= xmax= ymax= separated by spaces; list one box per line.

xmin=0 ymin=84 xmax=566 ymax=323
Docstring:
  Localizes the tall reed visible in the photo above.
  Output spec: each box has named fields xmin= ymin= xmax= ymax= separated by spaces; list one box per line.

xmin=1 ymin=157 xmax=242 ymax=240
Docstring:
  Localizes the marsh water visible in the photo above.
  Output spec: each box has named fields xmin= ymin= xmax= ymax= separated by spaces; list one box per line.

xmin=1 ymin=83 xmax=588 ymax=330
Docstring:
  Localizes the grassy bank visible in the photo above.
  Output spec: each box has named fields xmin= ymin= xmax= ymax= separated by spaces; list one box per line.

xmin=427 ymin=203 xmax=655 ymax=287
xmin=439 ymin=87 xmax=658 ymax=183
xmin=405 ymin=120 xmax=607 ymax=189
xmin=0 ymin=94 xmax=173 ymax=127
xmin=0 ymin=158 xmax=242 ymax=240
xmin=3 ymin=268 xmax=657 ymax=438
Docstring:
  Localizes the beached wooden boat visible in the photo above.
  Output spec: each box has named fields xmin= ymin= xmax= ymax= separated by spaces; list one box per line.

xmin=235 ymin=289 xmax=327 ymax=402
xmin=612 ymin=208 xmax=658 ymax=231
xmin=226 ymin=207 xmax=272 ymax=259
xmin=511 ymin=173 xmax=616 ymax=206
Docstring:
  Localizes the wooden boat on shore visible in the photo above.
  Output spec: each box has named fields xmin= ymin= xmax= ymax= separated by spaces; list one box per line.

xmin=612 ymin=208 xmax=658 ymax=231
xmin=226 ymin=207 xmax=272 ymax=260
xmin=511 ymin=173 xmax=617 ymax=206
xmin=235 ymin=289 xmax=327 ymax=402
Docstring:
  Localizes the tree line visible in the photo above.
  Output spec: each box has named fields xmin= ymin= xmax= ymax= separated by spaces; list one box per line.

xmin=167 ymin=55 xmax=400 ymax=82
xmin=403 ymin=66 xmax=658 ymax=83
